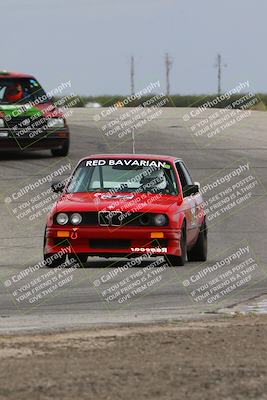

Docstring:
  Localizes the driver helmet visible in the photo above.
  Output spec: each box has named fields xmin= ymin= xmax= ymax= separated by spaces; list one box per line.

xmin=5 ymin=83 xmax=24 ymax=102
xmin=140 ymin=169 xmax=167 ymax=191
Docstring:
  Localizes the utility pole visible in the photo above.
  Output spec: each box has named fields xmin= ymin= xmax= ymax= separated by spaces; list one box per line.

xmin=130 ymin=55 xmax=135 ymax=96
xmin=215 ymin=53 xmax=227 ymax=95
xmin=165 ymin=53 xmax=173 ymax=96
xmin=130 ymin=55 xmax=135 ymax=153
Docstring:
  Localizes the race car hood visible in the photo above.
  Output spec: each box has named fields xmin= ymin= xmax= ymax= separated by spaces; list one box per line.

xmin=55 ymin=192 xmax=179 ymax=214
xmin=0 ymin=102 xmax=63 ymax=119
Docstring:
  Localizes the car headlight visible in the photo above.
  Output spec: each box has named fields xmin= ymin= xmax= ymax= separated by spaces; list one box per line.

xmin=153 ymin=214 xmax=168 ymax=226
xmin=0 ymin=119 xmax=4 ymax=128
xmin=56 ymin=213 xmax=69 ymax=225
xmin=70 ymin=213 xmax=82 ymax=225
xmin=47 ymin=118 xmax=65 ymax=128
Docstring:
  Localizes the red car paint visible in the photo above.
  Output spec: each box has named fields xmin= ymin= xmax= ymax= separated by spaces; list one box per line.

xmin=44 ymin=154 xmax=206 ymax=262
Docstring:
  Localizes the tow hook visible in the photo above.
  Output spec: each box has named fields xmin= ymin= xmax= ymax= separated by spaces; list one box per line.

xmin=71 ymin=228 xmax=78 ymax=240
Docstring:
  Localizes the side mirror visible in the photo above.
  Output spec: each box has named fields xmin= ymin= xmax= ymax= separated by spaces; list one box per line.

xmin=194 ymin=181 xmax=200 ymax=189
xmin=183 ymin=184 xmax=199 ymax=197
xmin=51 ymin=181 xmax=65 ymax=193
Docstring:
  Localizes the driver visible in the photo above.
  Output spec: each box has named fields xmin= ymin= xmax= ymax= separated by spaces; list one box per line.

xmin=4 ymin=83 xmax=24 ymax=103
xmin=140 ymin=169 xmax=168 ymax=192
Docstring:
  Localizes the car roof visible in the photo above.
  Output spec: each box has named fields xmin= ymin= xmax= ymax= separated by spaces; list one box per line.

xmin=80 ymin=154 xmax=182 ymax=162
xmin=0 ymin=71 xmax=35 ymax=79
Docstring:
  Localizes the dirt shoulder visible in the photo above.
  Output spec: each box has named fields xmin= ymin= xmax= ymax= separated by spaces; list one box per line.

xmin=0 ymin=315 xmax=267 ymax=400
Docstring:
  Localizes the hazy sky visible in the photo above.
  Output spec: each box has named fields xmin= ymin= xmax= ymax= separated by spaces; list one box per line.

xmin=1 ymin=0 xmax=266 ymax=95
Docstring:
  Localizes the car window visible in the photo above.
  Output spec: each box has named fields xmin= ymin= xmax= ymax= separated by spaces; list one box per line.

xmin=180 ymin=162 xmax=193 ymax=185
xmin=175 ymin=161 xmax=193 ymax=187
xmin=67 ymin=159 xmax=179 ymax=195
xmin=0 ymin=78 xmax=47 ymax=104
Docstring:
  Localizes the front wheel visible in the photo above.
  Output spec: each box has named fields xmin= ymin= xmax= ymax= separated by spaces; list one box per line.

xmin=166 ymin=225 xmax=187 ymax=266
xmin=187 ymin=221 xmax=208 ymax=262
xmin=44 ymin=253 xmax=67 ymax=268
xmin=51 ymin=139 xmax=69 ymax=157
xmin=69 ymin=254 xmax=88 ymax=266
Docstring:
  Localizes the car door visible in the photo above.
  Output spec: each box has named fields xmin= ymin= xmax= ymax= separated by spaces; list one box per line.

xmin=175 ymin=161 xmax=198 ymax=246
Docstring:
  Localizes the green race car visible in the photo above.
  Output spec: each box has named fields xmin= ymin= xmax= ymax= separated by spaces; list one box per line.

xmin=0 ymin=71 xmax=70 ymax=156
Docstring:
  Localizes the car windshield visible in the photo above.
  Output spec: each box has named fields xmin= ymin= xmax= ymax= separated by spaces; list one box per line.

xmin=0 ymin=77 xmax=48 ymax=105
xmin=67 ymin=159 xmax=179 ymax=195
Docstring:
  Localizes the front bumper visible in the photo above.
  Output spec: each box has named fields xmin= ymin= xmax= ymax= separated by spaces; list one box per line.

xmin=0 ymin=129 xmax=69 ymax=151
xmin=44 ymin=226 xmax=182 ymax=257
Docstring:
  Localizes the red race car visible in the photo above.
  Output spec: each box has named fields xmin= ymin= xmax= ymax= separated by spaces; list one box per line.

xmin=0 ymin=71 xmax=69 ymax=156
xmin=44 ymin=154 xmax=207 ymax=267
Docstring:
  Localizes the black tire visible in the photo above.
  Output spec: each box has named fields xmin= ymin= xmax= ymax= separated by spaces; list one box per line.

xmin=187 ymin=221 xmax=208 ymax=262
xmin=79 ymin=254 xmax=88 ymax=263
xmin=44 ymin=252 xmax=67 ymax=268
xmin=51 ymin=139 xmax=69 ymax=157
xmin=43 ymin=227 xmax=47 ymax=251
xmin=166 ymin=224 xmax=187 ymax=266
xmin=69 ymin=254 xmax=88 ymax=266
xmin=43 ymin=227 xmax=69 ymax=267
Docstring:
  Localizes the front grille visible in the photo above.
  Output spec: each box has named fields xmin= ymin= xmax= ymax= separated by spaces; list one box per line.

xmin=90 ymin=239 xmax=131 ymax=249
xmin=82 ymin=212 xmax=102 ymax=225
xmin=54 ymin=212 xmax=168 ymax=227
xmin=80 ymin=211 xmax=143 ymax=226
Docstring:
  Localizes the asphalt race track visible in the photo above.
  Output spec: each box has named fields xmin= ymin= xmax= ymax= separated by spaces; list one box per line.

xmin=0 ymin=108 xmax=266 ymax=333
